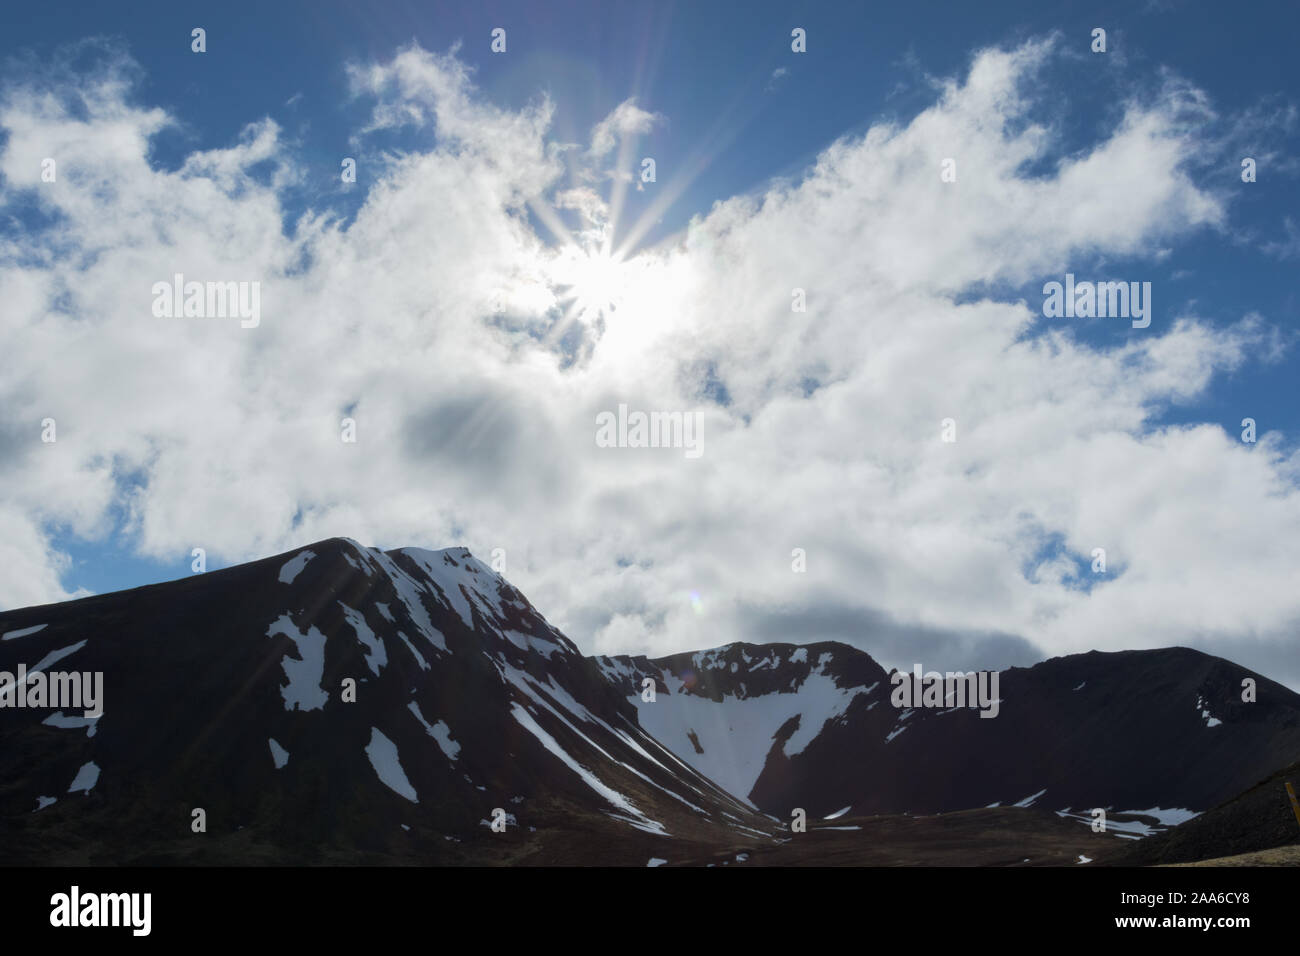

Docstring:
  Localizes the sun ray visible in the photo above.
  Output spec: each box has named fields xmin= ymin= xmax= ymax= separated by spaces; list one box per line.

xmin=612 ymin=72 xmax=772 ymax=261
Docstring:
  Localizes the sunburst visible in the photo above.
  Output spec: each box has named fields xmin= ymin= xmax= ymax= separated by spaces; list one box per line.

xmin=551 ymin=246 xmax=631 ymax=320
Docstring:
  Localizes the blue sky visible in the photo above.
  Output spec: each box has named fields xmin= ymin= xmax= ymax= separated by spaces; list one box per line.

xmin=4 ymin=0 xmax=1295 ymax=238
xmin=1 ymin=0 xmax=1298 ymax=685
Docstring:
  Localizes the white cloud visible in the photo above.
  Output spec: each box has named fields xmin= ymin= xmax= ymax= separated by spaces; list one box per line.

xmin=2 ymin=37 xmax=1298 ymax=687
xmin=587 ymin=98 xmax=660 ymax=159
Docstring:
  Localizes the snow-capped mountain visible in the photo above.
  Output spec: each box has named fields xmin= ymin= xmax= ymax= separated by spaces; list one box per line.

xmin=2 ymin=536 xmax=1297 ymax=866
xmin=594 ymin=642 xmax=889 ymax=807
xmin=0 ymin=538 xmax=775 ymax=865
xmin=599 ymin=642 xmax=1300 ymax=821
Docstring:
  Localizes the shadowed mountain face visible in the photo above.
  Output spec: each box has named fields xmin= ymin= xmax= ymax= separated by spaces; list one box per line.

xmin=0 ymin=538 xmax=775 ymax=865
xmin=598 ymin=644 xmax=1300 ymax=820
xmin=1117 ymin=759 xmax=1300 ymax=866
xmin=1 ymin=537 xmax=1297 ymax=866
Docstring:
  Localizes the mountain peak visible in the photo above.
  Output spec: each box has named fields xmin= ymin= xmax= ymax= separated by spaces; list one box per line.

xmin=3 ymin=540 xmax=1298 ymax=865
xmin=0 ymin=535 xmax=777 ymax=864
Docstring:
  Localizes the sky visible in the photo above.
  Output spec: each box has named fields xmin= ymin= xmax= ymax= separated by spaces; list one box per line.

xmin=1 ymin=0 xmax=1299 ymax=688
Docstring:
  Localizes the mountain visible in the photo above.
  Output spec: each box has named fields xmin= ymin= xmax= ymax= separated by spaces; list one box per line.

xmin=0 ymin=538 xmax=776 ymax=865
xmin=3 ymin=536 xmax=1298 ymax=866
xmin=1117 ymin=758 xmax=1300 ymax=866
xmin=593 ymin=642 xmax=889 ymax=808
xmin=599 ymin=643 xmax=1300 ymax=822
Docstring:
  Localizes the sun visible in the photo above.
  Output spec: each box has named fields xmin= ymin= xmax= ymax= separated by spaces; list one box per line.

xmin=552 ymin=246 xmax=630 ymax=320
xmin=539 ymin=239 xmax=679 ymax=367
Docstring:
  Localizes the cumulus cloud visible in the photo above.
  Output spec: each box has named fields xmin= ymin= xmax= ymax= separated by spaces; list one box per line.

xmin=2 ymin=36 xmax=1298 ymax=687
xmin=587 ymin=98 xmax=661 ymax=160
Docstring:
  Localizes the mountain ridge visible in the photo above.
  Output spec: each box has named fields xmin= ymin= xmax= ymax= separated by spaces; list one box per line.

xmin=2 ymin=536 xmax=1297 ymax=865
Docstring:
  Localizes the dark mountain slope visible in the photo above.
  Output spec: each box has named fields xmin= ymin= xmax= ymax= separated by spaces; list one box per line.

xmin=1118 ymin=759 xmax=1300 ymax=866
xmin=4 ymin=538 xmax=1298 ymax=866
xmin=0 ymin=538 xmax=776 ymax=865
xmin=600 ymin=643 xmax=1300 ymax=820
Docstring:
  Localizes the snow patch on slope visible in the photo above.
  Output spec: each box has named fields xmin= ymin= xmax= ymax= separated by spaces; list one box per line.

xmin=397 ymin=632 xmax=430 ymax=670
xmin=1013 ymin=788 xmax=1047 ymax=808
xmin=1195 ymin=695 xmax=1223 ymax=728
xmin=347 ymin=547 xmax=449 ymax=654
xmin=399 ymin=548 xmax=508 ymax=632
xmin=268 ymin=738 xmax=289 ymax=769
xmin=365 ymin=727 xmax=418 ymax=803
xmin=265 ymin=615 xmax=329 ymax=712
xmin=498 ymin=661 xmax=708 ymax=815
xmin=623 ymin=653 xmax=869 ymax=803
xmin=340 ymin=602 xmax=387 ymax=676
xmin=42 ymin=711 xmax=99 ymax=737
xmin=278 ymin=550 xmax=314 ymax=584
xmin=408 ymin=700 xmax=460 ymax=760
xmin=507 ymin=701 xmax=667 ymax=835
xmin=67 ymin=761 xmax=100 ymax=794
xmin=2 ymin=624 xmax=47 ymax=641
